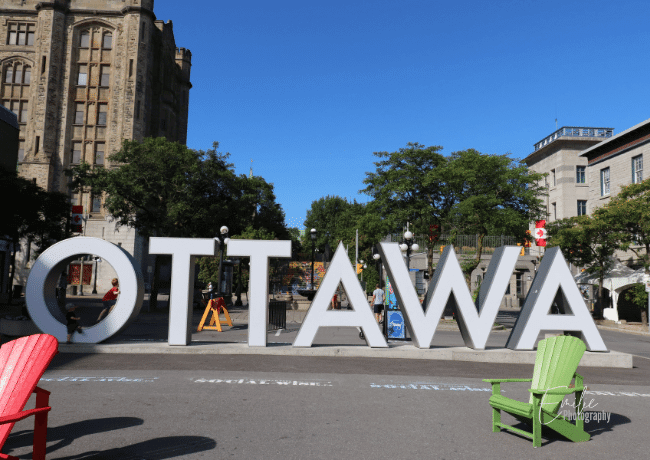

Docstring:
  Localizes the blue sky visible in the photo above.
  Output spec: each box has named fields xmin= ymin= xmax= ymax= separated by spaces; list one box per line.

xmin=154 ymin=0 xmax=650 ymax=230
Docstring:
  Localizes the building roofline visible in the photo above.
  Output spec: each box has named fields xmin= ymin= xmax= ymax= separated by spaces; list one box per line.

xmin=580 ymin=117 xmax=650 ymax=157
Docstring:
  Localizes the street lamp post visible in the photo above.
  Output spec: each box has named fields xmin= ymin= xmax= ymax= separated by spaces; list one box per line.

xmin=216 ymin=225 xmax=229 ymax=296
xmin=399 ymin=230 xmax=419 ymax=270
xmin=373 ymin=248 xmax=386 ymax=337
xmin=91 ymin=256 xmax=100 ymax=294
xmin=310 ymin=228 xmax=317 ymax=288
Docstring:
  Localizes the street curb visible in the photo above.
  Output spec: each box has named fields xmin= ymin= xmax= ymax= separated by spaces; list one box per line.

xmin=56 ymin=342 xmax=633 ymax=368
xmin=597 ymin=325 xmax=650 ymax=337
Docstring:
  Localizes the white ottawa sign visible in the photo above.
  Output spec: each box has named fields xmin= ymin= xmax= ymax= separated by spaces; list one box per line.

xmin=24 ymin=237 xmax=607 ymax=352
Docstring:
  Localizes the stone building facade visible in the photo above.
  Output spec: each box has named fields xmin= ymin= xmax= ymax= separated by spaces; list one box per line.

xmin=524 ymin=127 xmax=614 ymax=224
xmin=0 ymin=0 xmax=191 ymax=293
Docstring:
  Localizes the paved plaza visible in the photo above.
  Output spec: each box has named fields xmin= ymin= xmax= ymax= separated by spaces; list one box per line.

xmin=2 ymin=295 xmax=650 ymax=459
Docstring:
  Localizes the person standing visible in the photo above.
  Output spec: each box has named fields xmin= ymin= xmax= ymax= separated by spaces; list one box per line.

xmin=66 ymin=304 xmax=83 ymax=343
xmin=371 ymin=284 xmax=385 ymax=323
xmin=97 ymin=278 xmax=119 ymax=321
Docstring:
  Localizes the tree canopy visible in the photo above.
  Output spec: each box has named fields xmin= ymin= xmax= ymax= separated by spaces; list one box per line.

xmin=359 ymin=144 xmax=546 ymax=280
xmin=68 ymin=137 xmax=289 ymax=307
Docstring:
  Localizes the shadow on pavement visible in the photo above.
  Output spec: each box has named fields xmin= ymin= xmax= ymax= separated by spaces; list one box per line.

xmin=5 ymin=417 xmax=216 ymax=459
xmin=50 ymin=436 xmax=217 ymax=459
xmin=5 ymin=417 xmax=143 ymax=455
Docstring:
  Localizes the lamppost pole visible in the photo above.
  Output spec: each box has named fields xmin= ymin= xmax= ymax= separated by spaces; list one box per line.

xmin=400 ymin=229 xmax=419 ymax=271
xmin=91 ymin=256 xmax=100 ymax=294
xmin=216 ymin=225 xmax=229 ymax=296
xmin=310 ymin=228 xmax=317 ymax=288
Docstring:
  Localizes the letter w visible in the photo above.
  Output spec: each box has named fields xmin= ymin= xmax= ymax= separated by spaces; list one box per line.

xmin=379 ymin=243 xmax=520 ymax=349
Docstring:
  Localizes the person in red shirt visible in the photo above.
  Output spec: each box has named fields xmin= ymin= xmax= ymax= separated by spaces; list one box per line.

xmin=97 ymin=278 xmax=119 ymax=321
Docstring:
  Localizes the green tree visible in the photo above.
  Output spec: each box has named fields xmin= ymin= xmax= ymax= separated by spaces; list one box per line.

xmin=1 ymin=169 xmax=68 ymax=291
xmin=443 ymin=149 xmax=546 ymax=280
xmin=546 ymin=214 xmax=621 ymax=319
xmin=361 ymin=143 xmax=450 ymax=280
xmin=68 ymin=137 xmax=288 ymax=309
xmin=599 ymin=179 xmax=650 ymax=270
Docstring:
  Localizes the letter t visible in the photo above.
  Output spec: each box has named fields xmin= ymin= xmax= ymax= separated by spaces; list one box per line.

xmin=227 ymin=239 xmax=292 ymax=346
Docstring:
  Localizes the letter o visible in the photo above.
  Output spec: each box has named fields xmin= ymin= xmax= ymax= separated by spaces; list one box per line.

xmin=25 ymin=237 xmax=144 ymax=343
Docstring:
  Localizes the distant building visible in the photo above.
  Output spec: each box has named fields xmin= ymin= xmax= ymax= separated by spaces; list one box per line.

xmin=0 ymin=0 xmax=192 ymax=293
xmin=0 ymin=104 xmax=18 ymax=302
xmin=524 ymin=127 xmax=614 ymax=224
xmin=580 ymin=117 xmax=650 ymax=213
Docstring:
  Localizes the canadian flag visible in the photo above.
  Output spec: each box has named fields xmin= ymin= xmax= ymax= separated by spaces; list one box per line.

xmin=71 ymin=205 xmax=83 ymax=233
xmin=535 ymin=220 xmax=547 ymax=247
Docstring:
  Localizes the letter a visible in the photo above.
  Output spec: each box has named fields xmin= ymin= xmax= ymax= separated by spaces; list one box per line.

xmin=294 ymin=242 xmax=387 ymax=348
xmin=506 ymin=246 xmax=607 ymax=351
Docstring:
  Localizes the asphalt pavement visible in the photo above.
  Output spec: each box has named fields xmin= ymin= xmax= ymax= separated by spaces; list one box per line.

xmin=3 ymin=295 xmax=650 ymax=459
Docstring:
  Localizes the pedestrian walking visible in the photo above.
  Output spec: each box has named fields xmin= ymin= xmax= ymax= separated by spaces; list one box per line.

xmin=371 ymin=284 xmax=384 ymax=323
xmin=66 ymin=304 xmax=83 ymax=343
xmin=97 ymin=278 xmax=119 ymax=321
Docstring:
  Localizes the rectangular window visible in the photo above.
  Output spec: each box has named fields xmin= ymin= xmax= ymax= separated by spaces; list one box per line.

xmin=576 ymin=166 xmax=586 ymax=184
xmin=551 ymin=169 xmax=556 ymax=187
xmin=8 ymin=31 xmax=16 ymax=45
xmin=600 ymin=167 xmax=610 ymax=196
xmin=35 ymin=136 xmax=39 ymax=154
xmin=17 ymin=30 xmax=25 ymax=46
xmin=19 ymin=101 xmax=27 ymax=122
xmin=91 ymin=194 xmax=102 ymax=213
xmin=23 ymin=67 xmax=30 ymax=84
xmin=41 ymin=56 xmax=46 ymax=74
xmin=18 ymin=141 xmax=24 ymax=162
xmin=516 ymin=273 xmax=523 ymax=296
xmin=100 ymin=65 xmax=110 ymax=87
xmin=10 ymin=100 xmax=19 ymax=117
xmin=80 ymin=31 xmax=90 ymax=48
xmin=129 ymin=59 xmax=133 ymax=78
xmin=74 ymin=103 xmax=84 ymax=124
xmin=4 ymin=67 xmax=12 ymax=83
xmin=95 ymin=143 xmax=105 ymax=165
xmin=632 ymin=155 xmax=643 ymax=184
xmin=577 ymin=200 xmax=587 ymax=216
xmin=71 ymin=142 xmax=82 ymax=164
xmin=14 ymin=67 xmax=22 ymax=84
xmin=102 ymin=33 xmax=112 ymax=50
xmin=97 ymin=103 xmax=107 ymax=125
xmin=77 ymin=65 xmax=87 ymax=85
xmin=26 ymin=26 xmax=35 ymax=46
xmin=552 ymin=202 xmax=557 ymax=220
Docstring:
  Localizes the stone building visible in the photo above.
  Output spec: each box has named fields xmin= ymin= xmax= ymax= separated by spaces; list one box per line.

xmin=524 ymin=127 xmax=614 ymax=224
xmin=0 ymin=0 xmax=192 ymax=293
xmin=0 ymin=104 xmax=18 ymax=303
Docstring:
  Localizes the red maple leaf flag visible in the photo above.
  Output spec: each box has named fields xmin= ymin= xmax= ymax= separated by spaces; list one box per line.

xmin=71 ymin=205 xmax=83 ymax=233
xmin=535 ymin=220 xmax=547 ymax=247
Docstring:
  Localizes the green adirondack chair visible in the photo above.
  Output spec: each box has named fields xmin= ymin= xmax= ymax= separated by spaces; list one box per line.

xmin=483 ymin=335 xmax=590 ymax=448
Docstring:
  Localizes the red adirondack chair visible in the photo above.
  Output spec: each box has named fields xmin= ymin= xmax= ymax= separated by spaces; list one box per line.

xmin=0 ymin=334 xmax=58 ymax=460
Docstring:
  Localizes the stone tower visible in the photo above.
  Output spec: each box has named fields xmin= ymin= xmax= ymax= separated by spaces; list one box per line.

xmin=0 ymin=0 xmax=192 ymax=292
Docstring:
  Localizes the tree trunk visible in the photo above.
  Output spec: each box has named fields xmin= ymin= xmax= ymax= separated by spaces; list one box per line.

xmin=149 ymin=254 xmax=161 ymax=311
xmin=642 ymin=309 xmax=648 ymax=328
xmin=595 ymin=274 xmax=605 ymax=320
xmin=427 ymin=243 xmax=434 ymax=281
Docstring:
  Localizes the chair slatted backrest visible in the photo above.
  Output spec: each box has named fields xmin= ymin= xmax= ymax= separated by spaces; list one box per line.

xmin=0 ymin=334 xmax=58 ymax=447
xmin=529 ymin=335 xmax=586 ymax=413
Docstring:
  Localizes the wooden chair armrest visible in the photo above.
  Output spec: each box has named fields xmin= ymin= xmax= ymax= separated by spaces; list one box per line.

xmin=0 ymin=406 xmax=51 ymax=425
xmin=33 ymin=386 xmax=51 ymax=396
xmin=529 ymin=386 xmax=585 ymax=396
xmin=483 ymin=378 xmax=533 ymax=383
